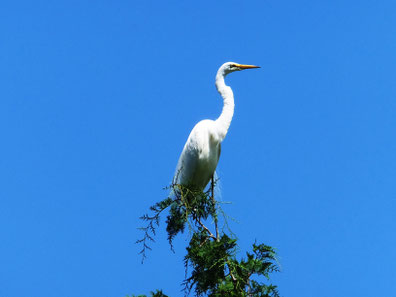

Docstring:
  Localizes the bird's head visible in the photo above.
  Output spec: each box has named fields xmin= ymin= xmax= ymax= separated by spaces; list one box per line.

xmin=220 ymin=62 xmax=260 ymax=75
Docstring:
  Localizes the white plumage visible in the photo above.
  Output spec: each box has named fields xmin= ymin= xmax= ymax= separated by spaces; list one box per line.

xmin=173 ymin=62 xmax=259 ymax=190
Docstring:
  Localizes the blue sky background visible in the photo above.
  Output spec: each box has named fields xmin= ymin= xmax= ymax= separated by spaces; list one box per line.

xmin=1 ymin=1 xmax=396 ymax=296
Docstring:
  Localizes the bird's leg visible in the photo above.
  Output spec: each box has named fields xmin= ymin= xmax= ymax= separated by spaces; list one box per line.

xmin=211 ymin=175 xmax=215 ymax=200
xmin=211 ymin=175 xmax=219 ymax=242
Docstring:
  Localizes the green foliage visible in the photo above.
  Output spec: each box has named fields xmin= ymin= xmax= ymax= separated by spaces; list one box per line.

xmin=184 ymin=232 xmax=237 ymax=295
xmin=126 ymin=290 xmax=168 ymax=297
xmin=166 ymin=184 xmax=216 ymax=247
xmin=135 ymin=182 xmax=280 ymax=296
xmin=136 ymin=197 xmax=173 ymax=262
xmin=137 ymin=184 xmax=216 ymax=255
xmin=183 ymin=233 xmax=279 ymax=297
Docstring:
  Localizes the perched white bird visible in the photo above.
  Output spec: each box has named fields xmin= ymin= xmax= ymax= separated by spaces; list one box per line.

xmin=173 ymin=62 xmax=259 ymax=191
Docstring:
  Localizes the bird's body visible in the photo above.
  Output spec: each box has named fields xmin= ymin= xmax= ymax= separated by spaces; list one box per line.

xmin=173 ymin=62 xmax=259 ymax=191
xmin=175 ymin=119 xmax=221 ymax=190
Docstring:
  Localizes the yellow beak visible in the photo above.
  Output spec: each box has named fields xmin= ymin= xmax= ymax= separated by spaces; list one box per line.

xmin=235 ymin=64 xmax=260 ymax=69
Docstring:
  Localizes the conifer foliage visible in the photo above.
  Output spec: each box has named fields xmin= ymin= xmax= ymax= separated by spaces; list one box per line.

xmin=134 ymin=182 xmax=280 ymax=297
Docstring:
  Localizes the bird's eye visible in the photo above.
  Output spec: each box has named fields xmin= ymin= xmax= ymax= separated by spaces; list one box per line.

xmin=230 ymin=64 xmax=236 ymax=68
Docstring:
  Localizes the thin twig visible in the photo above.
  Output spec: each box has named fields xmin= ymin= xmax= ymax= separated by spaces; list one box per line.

xmin=195 ymin=215 xmax=216 ymax=240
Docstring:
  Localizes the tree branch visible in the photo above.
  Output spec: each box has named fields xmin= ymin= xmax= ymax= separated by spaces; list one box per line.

xmin=194 ymin=214 xmax=216 ymax=240
xmin=211 ymin=175 xmax=220 ymax=242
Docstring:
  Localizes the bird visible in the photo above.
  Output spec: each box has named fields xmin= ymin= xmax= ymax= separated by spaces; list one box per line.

xmin=173 ymin=62 xmax=260 ymax=192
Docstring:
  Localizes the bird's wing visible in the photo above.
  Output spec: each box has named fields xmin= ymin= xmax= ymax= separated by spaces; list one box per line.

xmin=174 ymin=127 xmax=201 ymax=185
xmin=174 ymin=120 xmax=215 ymax=188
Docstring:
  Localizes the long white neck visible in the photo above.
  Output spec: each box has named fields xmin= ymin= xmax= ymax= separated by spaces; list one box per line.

xmin=215 ymin=70 xmax=234 ymax=142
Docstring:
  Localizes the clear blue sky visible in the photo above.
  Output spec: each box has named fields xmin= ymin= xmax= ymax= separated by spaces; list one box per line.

xmin=1 ymin=1 xmax=395 ymax=296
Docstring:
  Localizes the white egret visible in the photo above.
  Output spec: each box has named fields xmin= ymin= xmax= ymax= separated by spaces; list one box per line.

xmin=173 ymin=62 xmax=260 ymax=191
